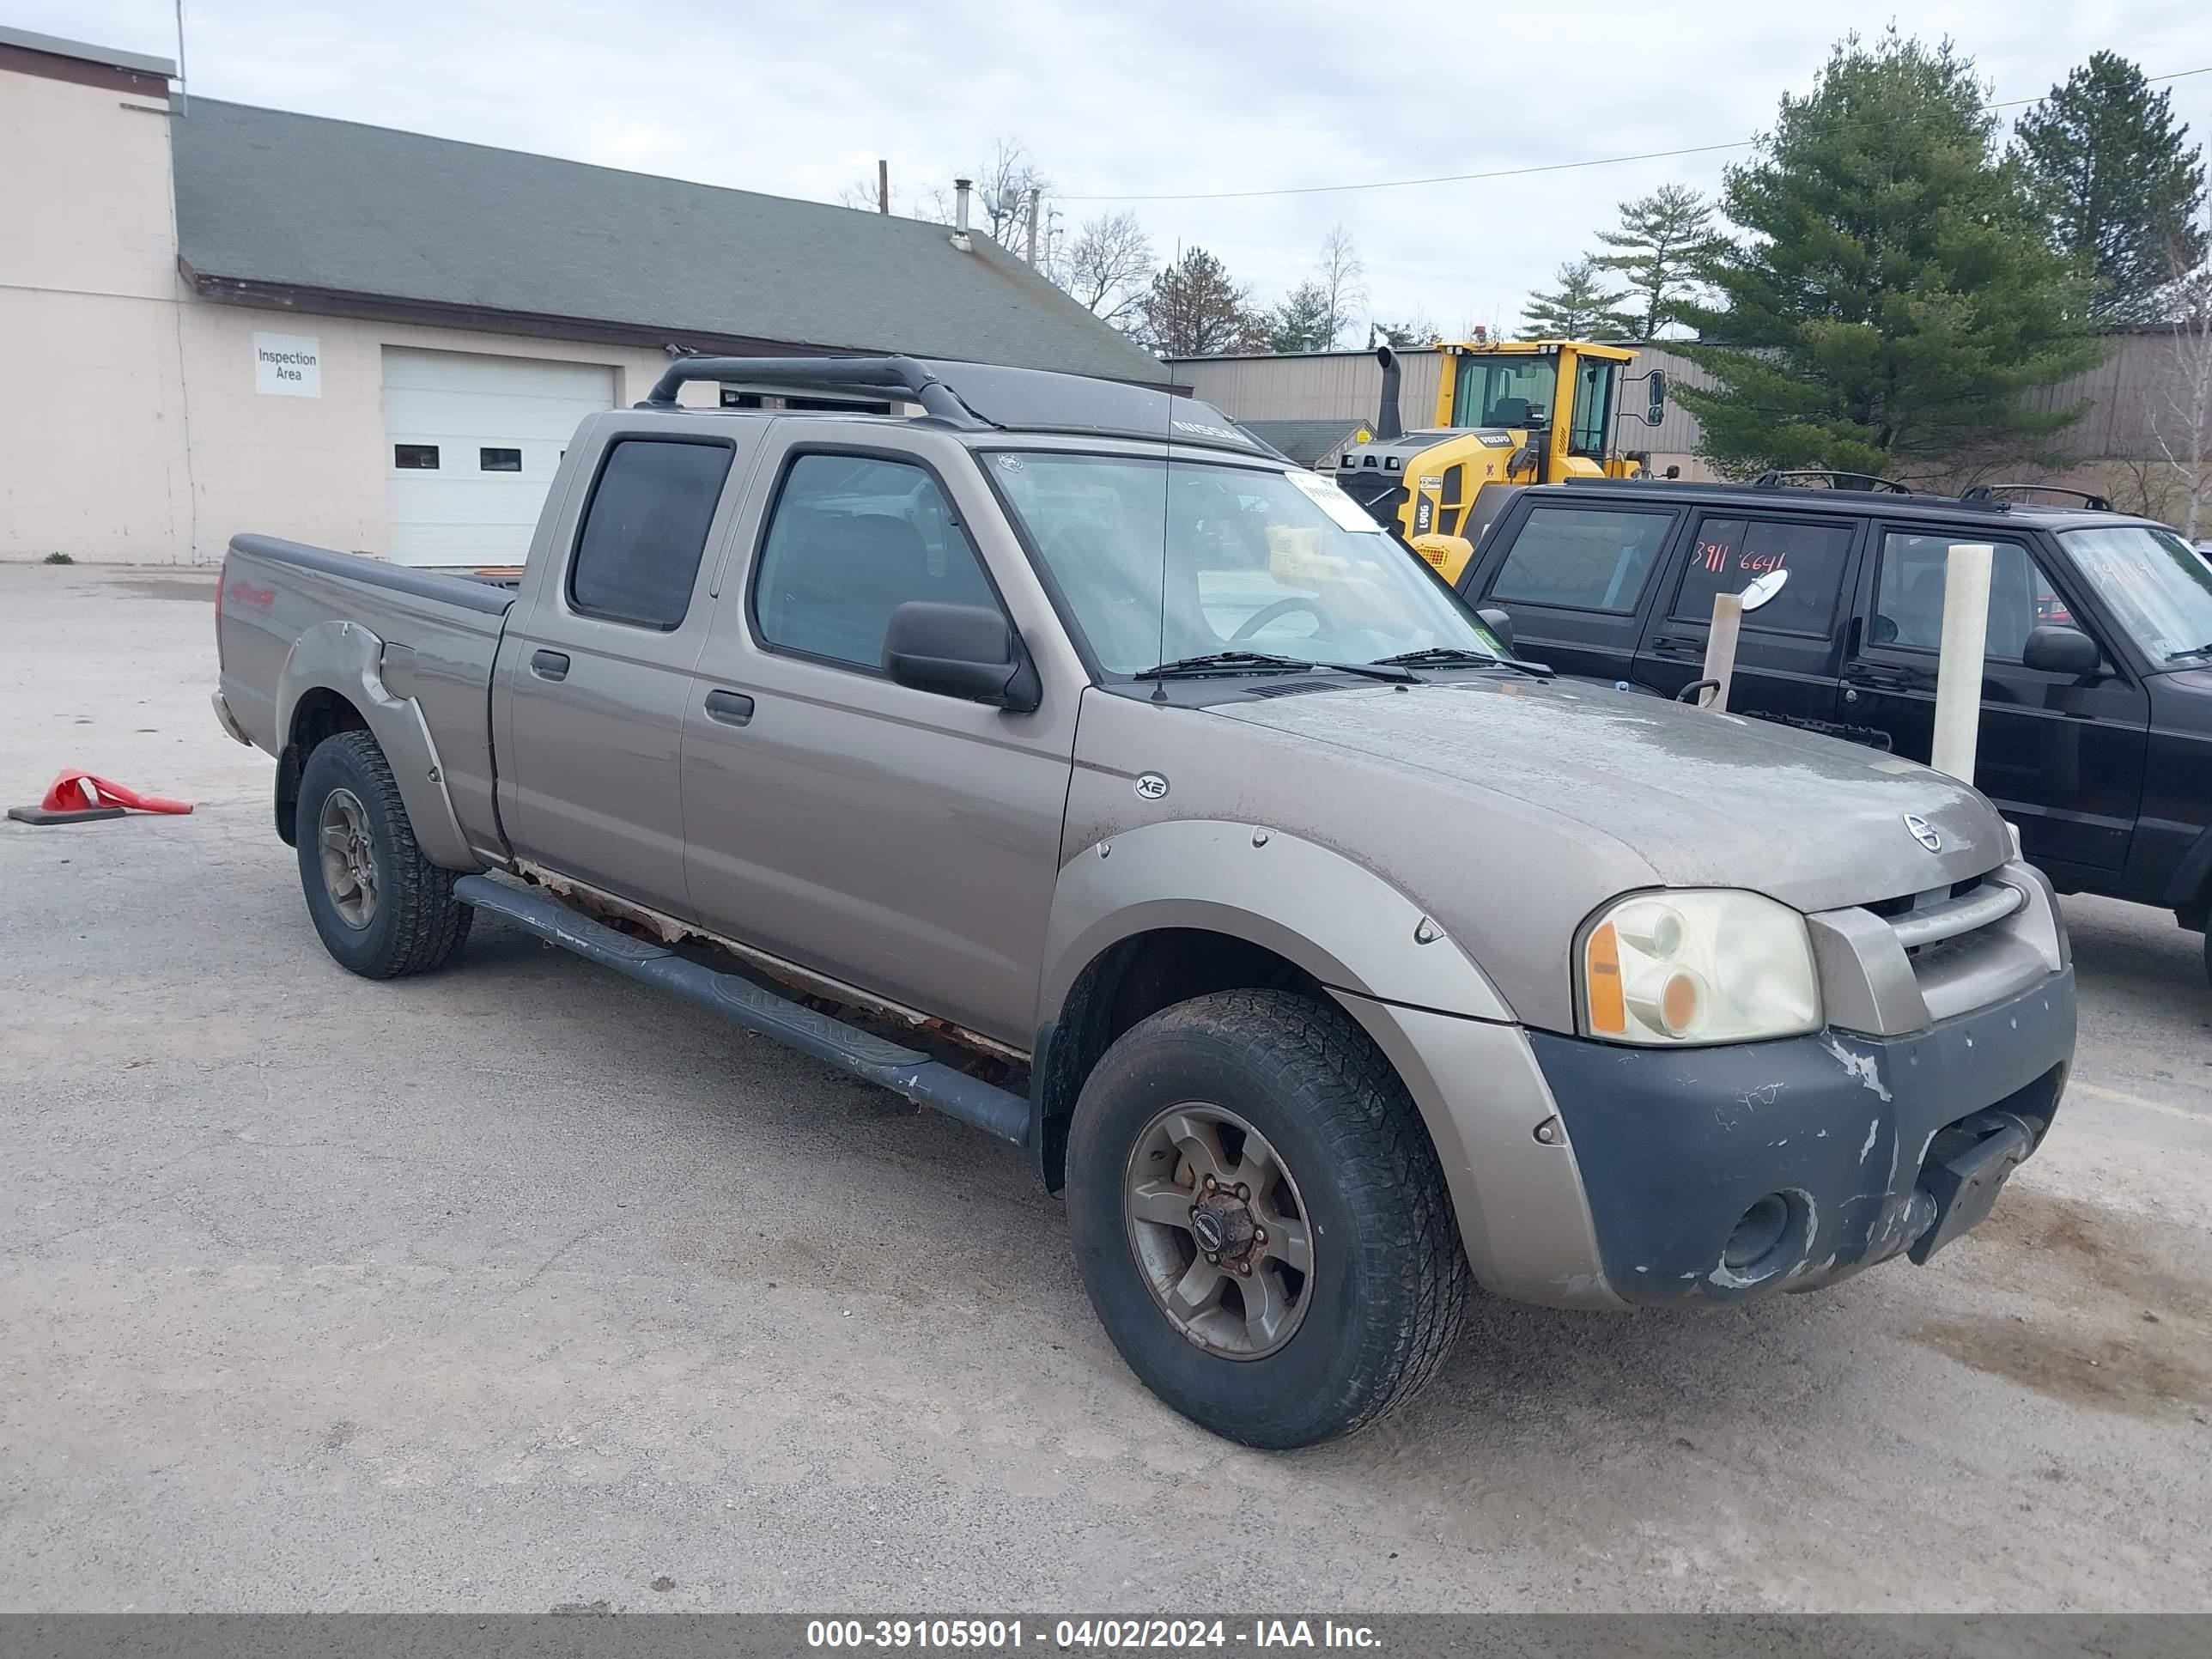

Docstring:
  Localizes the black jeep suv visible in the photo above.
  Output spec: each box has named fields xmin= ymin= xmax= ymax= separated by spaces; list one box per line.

xmin=1455 ymin=474 xmax=2212 ymax=977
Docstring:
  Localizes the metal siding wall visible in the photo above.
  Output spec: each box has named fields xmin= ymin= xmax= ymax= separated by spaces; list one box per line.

xmin=1175 ymin=350 xmax=1442 ymax=427
xmin=1176 ymin=334 xmax=2184 ymax=466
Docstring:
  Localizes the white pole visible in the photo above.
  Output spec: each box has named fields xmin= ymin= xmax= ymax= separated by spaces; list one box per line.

xmin=1698 ymin=591 xmax=1745 ymax=711
xmin=1929 ymin=542 xmax=1994 ymax=784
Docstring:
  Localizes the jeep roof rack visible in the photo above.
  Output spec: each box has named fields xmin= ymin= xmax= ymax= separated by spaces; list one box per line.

xmin=1957 ymin=483 xmax=2112 ymax=512
xmin=1751 ymin=470 xmax=1911 ymax=495
xmin=638 ymin=355 xmax=1283 ymax=460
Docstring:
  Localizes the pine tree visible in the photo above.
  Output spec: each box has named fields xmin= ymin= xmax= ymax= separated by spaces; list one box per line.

xmin=1262 ymin=282 xmax=1335 ymax=353
xmin=1675 ymin=29 xmax=2105 ymax=480
xmin=1593 ymin=184 xmax=1727 ymax=338
xmin=2014 ymin=52 xmax=2208 ymax=321
xmin=1137 ymin=248 xmax=1259 ymax=357
xmin=1517 ymin=258 xmax=1634 ymax=340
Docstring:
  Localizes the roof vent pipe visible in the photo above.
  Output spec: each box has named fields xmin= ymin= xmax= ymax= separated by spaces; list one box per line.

xmin=951 ymin=177 xmax=974 ymax=252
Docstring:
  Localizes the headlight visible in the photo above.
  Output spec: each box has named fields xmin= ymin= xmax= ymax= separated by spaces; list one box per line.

xmin=1578 ymin=890 xmax=1820 ymax=1045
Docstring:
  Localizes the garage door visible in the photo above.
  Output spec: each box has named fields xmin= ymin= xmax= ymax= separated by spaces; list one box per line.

xmin=381 ymin=348 xmax=616 ymax=567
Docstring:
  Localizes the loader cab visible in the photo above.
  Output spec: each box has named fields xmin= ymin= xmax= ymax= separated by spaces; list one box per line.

xmin=1437 ymin=341 xmax=1634 ymax=474
xmin=1340 ymin=338 xmax=1649 ymax=586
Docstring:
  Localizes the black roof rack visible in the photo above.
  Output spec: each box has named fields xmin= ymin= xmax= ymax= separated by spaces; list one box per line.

xmin=1752 ymin=470 xmax=1911 ymax=494
xmin=1957 ymin=483 xmax=2112 ymax=512
xmin=637 ymin=354 xmax=1283 ymax=460
xmin=641 ymin=356 xmax=978 ymax=423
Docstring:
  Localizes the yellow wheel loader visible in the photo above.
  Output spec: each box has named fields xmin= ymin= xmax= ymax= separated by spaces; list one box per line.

xmin=1334 ymin=339 xmax=1668 ymax=583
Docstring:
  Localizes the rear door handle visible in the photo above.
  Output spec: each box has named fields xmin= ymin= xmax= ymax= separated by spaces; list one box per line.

xmin=529 ymin=649 xmax=570 ymax=683
xmin=703 ymin=689 xmax=756 ymax=727
xmin=1649 ymin=635 xmax=1703 ymax=659
xmin=1844 ymin=664 xmax=1912 ymax=691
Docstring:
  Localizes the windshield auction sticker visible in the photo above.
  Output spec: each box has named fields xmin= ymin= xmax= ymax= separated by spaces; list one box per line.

xmin=1284 ymin=469 xmax=1387 ymax=533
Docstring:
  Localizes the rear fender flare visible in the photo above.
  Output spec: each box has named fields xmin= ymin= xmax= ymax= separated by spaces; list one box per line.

xmin=276 ymin=619 xmax=478 ymax=871
xmin=1039 ymin=819 xmax=1513 ymax=1026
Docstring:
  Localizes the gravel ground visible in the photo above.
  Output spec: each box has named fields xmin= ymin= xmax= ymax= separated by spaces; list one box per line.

xmin=3 ymin=562 xmax=2208 ymax=1613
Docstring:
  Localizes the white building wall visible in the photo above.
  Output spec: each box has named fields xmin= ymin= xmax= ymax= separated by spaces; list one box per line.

xmin=0 ymin=58 xmax=709 ymax=566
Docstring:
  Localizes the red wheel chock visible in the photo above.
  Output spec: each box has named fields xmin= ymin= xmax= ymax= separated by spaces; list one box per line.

xmin=7 ymin=770 xmax=196 ymax=825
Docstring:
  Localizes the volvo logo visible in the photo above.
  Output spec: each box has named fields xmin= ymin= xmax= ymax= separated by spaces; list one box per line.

xmin=1904 ymin=813 xmax=1943 ymax=853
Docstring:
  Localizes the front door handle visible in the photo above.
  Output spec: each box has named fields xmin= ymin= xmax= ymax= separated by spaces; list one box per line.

xmin=1648 ymin=635 xmax=1703 ymax=659
xmin=703 ymin=689 xmax=756 ymax=727
xmin=529 ymin=649 xmax=571 ymax=683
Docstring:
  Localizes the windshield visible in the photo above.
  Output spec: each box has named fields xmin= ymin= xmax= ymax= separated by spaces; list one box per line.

xmin=985 ymin=452 xmax=1504 ymax=675
xmin=2059 ymin=524 xmax=2212 ymax=665
xmin=1452 ymin=355 xmax=1557 ymax=430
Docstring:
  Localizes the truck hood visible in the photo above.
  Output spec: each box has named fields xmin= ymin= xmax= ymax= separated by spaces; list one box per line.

xmin=1211 ymin=675 xmax=2009 ymax=915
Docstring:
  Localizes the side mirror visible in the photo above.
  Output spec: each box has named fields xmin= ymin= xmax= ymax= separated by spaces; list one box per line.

xmin=1476 ymin=606 xmax=1514 ymax=653
xmin=2022 ymin=623 xmax=2101 ymax=678
xmin=884 ymin=602 xmax=1041 ymax=712
xmin=1644 ymin=368 xmax=1668 ymax=428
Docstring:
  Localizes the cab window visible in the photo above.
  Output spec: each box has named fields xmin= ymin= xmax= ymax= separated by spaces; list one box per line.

xmin=1452 ymin=356 xmax=1558 ymax=430
xmin=1871 ymin=532 xmax=2057 ymax=661
xmin=1671 ymin=516 xmax=1852 ymax=636
xmin=1490 ymin=506 xmax=1674 ymax=614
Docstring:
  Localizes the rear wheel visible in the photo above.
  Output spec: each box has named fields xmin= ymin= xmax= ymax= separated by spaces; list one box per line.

xmin=1065 ymin=989 xmax=1468 ymax=1448
xmin=295 ymin=729 xmax=471 ymax=978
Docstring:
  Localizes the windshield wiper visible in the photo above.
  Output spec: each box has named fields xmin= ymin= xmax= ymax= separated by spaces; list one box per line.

xmin=1133 ymin=650 xmax=1316 ymax=680
xmin=1371 ymin=646 xmax=1553 ymax=679
xmin=2166 ymin=642 xmax=2212 ymax=662
xmin=1134 ymin=650 xmax=1424 ymax=684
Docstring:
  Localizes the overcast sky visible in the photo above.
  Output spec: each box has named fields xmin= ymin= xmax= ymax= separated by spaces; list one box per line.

xmin=15 ymin=0 xmax=2211 ymax=343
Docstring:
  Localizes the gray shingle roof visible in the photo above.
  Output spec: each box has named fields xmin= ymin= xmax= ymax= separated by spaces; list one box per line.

xmin=171 ymin=99 xmax=1167 ymax=384
xmin=1237 ymin=418 xmax=1370 ymax=468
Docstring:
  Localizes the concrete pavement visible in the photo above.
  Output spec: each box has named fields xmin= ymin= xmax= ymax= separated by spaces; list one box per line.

xmin=3 ymin=562 xmax=2208 ymax=1612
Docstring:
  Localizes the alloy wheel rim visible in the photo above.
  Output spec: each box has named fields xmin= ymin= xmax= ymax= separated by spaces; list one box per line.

xmin=316 ymin=787 xmax=379 ymax=929
xmin=1122 ymin=1102 xmax=1315 ymax=1360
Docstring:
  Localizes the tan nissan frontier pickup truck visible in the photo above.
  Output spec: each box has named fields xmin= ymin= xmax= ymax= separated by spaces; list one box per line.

xmin=212 ymin=354 xmax=2075 ymax=1447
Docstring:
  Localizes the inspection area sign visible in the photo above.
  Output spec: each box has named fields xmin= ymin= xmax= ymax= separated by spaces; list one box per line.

xmin=252 ymin=331 xmax=321 ymax=397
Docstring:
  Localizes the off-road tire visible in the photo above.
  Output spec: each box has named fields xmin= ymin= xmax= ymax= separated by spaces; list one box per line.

xmin=1065 ymin=988 xmax=1470 ymax=1448
xmin=295 ymin=729 xmax=472 ymax=979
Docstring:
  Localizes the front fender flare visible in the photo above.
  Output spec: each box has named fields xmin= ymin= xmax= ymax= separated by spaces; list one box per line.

xmin=276 ymin=619 xmax=478 ymax=872
xmin=1039 ymin=818 xmax=1514 ymax=1027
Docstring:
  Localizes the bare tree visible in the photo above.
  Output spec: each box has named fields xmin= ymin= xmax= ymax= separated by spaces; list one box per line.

xmin=1057 ymin=211 xmax=1156 ymax=327
xmin=2150 ymin=203 xmax=2212 ymax=538
xmin=928 ymin=138 xmax=1048 ymax=243
xmin=835 ymin=173 xmax=902 ymax=216
xmin=1316 ymin=224 xmax=1367 ymax=347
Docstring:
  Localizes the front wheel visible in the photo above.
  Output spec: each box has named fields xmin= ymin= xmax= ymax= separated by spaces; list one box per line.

xmin=295 ymin=729 xmax=472 ymax=979
xmin=1065 ymin=989 xmax=1469 ymax=1448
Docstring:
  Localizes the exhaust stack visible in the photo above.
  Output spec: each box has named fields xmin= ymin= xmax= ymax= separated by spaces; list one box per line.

xmin=951 ymin=177 xmax=974 ymax=251
xmin=1374 ymin=345 xmax=1403 ymax=442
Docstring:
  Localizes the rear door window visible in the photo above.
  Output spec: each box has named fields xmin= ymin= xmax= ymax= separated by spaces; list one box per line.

xmin=568 ymin=438 xmax=733 ymax=629
xmin=1672 ymin=515 xmax=1853 ymax=636
xmin=1489 ymin=506 xmax=1674 ymax=614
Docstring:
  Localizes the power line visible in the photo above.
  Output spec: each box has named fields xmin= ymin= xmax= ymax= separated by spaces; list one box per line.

xmin=1058 ymin=64 xmax=2212 ymax=204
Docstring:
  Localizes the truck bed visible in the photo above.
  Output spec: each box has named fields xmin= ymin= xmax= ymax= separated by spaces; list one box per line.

xmin=215 ymin=535 xmax=515 ymax=864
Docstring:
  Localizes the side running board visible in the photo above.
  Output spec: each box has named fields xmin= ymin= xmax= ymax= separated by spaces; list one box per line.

xmin=453 ymin=875 xmax=1028 ymax=1145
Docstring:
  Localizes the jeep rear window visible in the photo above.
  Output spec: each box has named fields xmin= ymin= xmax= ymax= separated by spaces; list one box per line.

xmin=1490 ymin=506 xmax=1674 ymax=614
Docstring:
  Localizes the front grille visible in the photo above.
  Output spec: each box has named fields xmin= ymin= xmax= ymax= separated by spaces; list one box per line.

xmin=1887 ymin=879 xmax=2025 ymax=953
xmin=1874 ymin=873 xmax=2046 ymax=1023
